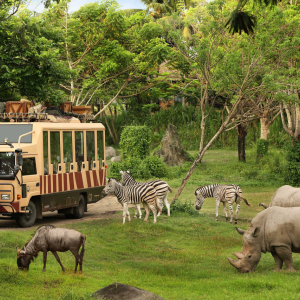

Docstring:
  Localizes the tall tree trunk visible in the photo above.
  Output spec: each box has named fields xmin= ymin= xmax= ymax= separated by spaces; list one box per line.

xmin=260 ymin=117 xmax=270 ymax=140
xmin=172 ymin=122 xmax=227 ymax=202
xmin=103 ymin=102 xmax=116 ymax=145
xmin=237 ymin=124 xmax=247 ymax=162
xmin=108 ymin=106 xmax=118 ymax=143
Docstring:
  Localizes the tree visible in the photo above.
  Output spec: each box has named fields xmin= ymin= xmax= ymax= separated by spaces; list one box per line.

xmin=0 ymin=0 xmax=60 ymax=21
xmin=0 ymin=9 xmax=69 ymax=102
xmin=159 ymin=0 xmax=300 ymax=201
xmin=44 ymin=0 xmax=170 ymax=113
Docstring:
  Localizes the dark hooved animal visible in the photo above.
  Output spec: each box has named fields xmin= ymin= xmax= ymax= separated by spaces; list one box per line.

xmin=17 ymin=225 xmax=85 ymax=272
xmin=103 ymin=177 xmax=161 ymax=224
xmin=120 ymin=170 xmax=172 ymax=217
xmin=195 ymin=184 xmax=251 ymax=224
xmin=259 ymin=185 xmax=300 ymax=209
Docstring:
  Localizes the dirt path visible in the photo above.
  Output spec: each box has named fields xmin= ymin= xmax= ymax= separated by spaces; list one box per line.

xmin=0 ymin=195 xmax=124 ymax=231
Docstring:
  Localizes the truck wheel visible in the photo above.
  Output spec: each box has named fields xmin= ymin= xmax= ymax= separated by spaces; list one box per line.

xmin=16 ymin=201 xmax=37 ymax=227
xmin=72 ymin=195 xmax=85 ymax=219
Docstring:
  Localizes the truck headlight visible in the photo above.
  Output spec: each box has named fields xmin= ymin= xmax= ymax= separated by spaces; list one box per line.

xmin=1 ymin=194 xmax=10 ymax=200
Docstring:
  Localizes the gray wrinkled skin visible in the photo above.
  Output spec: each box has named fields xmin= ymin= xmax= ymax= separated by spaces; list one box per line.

xmin=228 ymin=206 xmax=300 ymax=273
xmin=260 ymin=185 xmax=300 ymax=209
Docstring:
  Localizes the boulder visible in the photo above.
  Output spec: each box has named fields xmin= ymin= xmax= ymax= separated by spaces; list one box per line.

xmin=155 ymin=124 xmax=190 ymax=166
xmin=92 ymin=282 xmax=164 ymax=300
xmin=105 ymin=147 xmax=116 ymax=159
xmin=111 ymin=156 xmax=121 ymax=162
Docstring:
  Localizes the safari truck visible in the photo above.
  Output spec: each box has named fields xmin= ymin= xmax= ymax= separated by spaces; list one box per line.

xmin=0 ymin=106 xmax=106 ymax=227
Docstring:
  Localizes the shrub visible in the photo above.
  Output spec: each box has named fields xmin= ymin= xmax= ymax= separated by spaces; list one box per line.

xmin=256 ymin=139 xmax=269 ymax=162
xmin=141 ymin=156 xmax=169 ymax=178
xmin=284 ymin=139 xmax=300 ymax=186
xmin=120 ymin=126 xmax=151 ymax=160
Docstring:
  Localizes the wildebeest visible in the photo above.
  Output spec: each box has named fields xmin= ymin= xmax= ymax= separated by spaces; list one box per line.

xmin=17 ymin=225 xmax=85 ymax=273
xmin=259 ymin=185 xmax=300 ymax=209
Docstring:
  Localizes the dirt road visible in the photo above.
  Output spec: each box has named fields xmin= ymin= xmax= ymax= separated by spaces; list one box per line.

xmin=0 ymin=195 xmax=123 ymax=231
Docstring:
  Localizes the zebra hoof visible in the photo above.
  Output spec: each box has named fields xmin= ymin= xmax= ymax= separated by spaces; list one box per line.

xmin=215 ymin=219 xmax=218 ymax=221
xmin=139 ymin=216 xmax=142 ymax=219
xmin=235 ymin=221 xmax=237 ymax=224
xmin=226 ymin=217 xmax=228 ymax=221
xmin=134 ymin=216 xmax=137 ymax=218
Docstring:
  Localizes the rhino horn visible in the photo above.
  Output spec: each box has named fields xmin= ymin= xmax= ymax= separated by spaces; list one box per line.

xmin=235 ymin=227 xmax=246 ymax=235
xmin=232 ymin=252 xmax=244 ymax=259
xmin=227 ymin=257 xmax=242 ymax=270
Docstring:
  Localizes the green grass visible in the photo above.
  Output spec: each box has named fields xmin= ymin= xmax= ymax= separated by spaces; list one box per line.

xmin=1 ymin=148 xmax=296 ymax=300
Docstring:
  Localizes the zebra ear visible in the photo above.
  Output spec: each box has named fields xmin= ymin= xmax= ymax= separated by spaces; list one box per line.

xmin=127 ymin=170 xmax=130 ymax=173
xmin=120 ymin=170 xmax=123 ymax=174
xmin=195 ymin=190 xmax=199 ymax=196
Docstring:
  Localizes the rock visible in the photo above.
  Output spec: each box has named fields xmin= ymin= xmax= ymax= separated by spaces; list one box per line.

xmin=106 ymin=147 xmax=116 ymax=159
xmin=155 ymin=124 xmax=191 ymax=166
xmin=111 ymin=156 xmax=121 ymax=162
xmin=92 ymin=282 xmax=164 ymax=300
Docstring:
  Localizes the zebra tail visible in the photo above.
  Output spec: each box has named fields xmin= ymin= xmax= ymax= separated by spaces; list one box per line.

xmin=239 ymin=195 xmax=251 ymax=207
xmin=168 ymin=186 xmax=172 ymax=193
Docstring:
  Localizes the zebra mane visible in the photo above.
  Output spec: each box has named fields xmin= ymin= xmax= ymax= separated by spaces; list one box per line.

xmin=109 ymin=177 xmax=122 ymax=184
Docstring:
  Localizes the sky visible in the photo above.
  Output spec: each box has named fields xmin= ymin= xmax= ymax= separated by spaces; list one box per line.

xmin=27 ymin=0 xmax=146 ymax=13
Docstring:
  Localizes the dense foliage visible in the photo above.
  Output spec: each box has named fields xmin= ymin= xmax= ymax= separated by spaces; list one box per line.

xmin=119 ymin=126 xmax=151 ymax=160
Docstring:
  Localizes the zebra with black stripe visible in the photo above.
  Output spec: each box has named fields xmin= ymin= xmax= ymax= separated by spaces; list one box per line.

xmin=194 ymin=184 xmax=251 ymax=224
xmin=120 ymin=170 xmax=172 ymax=217
xmin=102 ymin=177 xmax=161 ymax=224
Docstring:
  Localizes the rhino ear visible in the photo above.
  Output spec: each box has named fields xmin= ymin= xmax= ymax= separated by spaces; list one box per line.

xmin=252 ymin=227 xmax=260 ymax=237
xmin=235 ymin=227 xmax=246 ymax=235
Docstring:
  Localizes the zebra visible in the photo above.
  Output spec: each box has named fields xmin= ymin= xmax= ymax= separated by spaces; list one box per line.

xmin=102 ymin=177 xmax=162 ymax=224
xmin=194 ymin=184 xmax=251 ymax=224
xmin=120 ymin=170 xmax=172 ymax=217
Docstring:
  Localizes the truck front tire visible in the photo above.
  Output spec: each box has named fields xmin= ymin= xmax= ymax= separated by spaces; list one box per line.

xmin=16 ymin=201 xmax=37 ymax=227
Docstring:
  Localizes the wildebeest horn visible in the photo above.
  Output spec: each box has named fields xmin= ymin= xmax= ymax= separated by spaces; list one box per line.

xmin=232 ymin=252 xmax=243 ymax=259
xmin=227 ymin=257 xmax=241 ymax=269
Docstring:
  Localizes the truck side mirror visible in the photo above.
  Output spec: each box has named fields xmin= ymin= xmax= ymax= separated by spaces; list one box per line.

xmin=14 ymin=165 xmax=20 ymax=175
xmin=17 ymin=154 xmax=23 ymax=166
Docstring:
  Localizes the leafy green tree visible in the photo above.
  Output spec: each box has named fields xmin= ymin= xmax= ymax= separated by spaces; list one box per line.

xmin=0 ymin=9 xmax=69 ymax=102
xmin=44 ymin=0 xmax=169 ymax=114
xmin=153 ymin=0 xmax=300 ymax=201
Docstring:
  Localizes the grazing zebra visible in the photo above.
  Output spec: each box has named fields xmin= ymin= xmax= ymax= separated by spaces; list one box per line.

xmin=194 ymin=184 xmax=251 ymax=224
xmin=103 ymin=178 xmax=161 ymax=224
xmin=120 ymin=170 xmax=172 ymax=217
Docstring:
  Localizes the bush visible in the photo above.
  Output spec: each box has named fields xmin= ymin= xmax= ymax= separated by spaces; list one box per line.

xmin=141 ymin=156 xmax=169 ymax=178
xmin=256 ymin=139 xmax=269 ymax=162
xmin=109 ymin=156 xmax=168 ymax=180
xmin=284 ymin=139 xmax=300 ymax=186
xmin=120 ymin=126 xmax=151 ymax=160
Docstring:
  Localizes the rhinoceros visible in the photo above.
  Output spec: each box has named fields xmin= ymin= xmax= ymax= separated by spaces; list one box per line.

xmin=259 ymin=185 xmax=300 ymax=209
xmin=227 ymin=206 xmax=300 ymax=273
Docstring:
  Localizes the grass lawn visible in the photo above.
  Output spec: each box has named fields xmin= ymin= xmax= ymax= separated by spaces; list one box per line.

xmin=1 ymin=149 xmax=296 ymax=300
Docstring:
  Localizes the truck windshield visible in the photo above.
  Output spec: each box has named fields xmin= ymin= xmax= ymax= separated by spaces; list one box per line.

xmin=0 ymin=152 xmax=15 ymax=175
